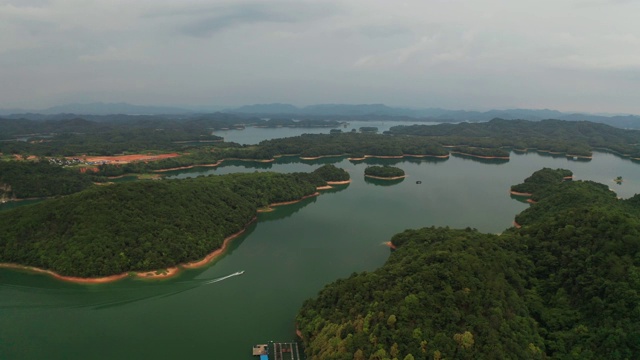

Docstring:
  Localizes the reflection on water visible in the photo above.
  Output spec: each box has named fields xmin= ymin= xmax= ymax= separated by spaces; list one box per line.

xmin=451 ymin=153 xmax=510 ymax=165
xmin=364 ymin=177 xmax=405 ymax=187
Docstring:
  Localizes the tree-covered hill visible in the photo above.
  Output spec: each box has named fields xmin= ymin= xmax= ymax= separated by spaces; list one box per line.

xmin=0 ymin=160 xmax=95 ymax=199
xmin=313 ymin=164 xmax=350 ymax=182
xmin=260 ymin=133 xmax=449 ymax=158
xmin=297 ymin=170 xmax=640 ymax=359
xmin=364 ymin=165 xmax=405 ymax=178
xmin=510 ymin=168 xmax=573 ymax=200
xmin=0 ymin=171 xmax=323 ymax=277
xmin=388 ymin=118 xmax=640 ymax=158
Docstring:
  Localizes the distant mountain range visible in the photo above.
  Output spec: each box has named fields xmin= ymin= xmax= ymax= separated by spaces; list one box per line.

xmin=229 ymin=103 xmax=640 ymax=128
xmin=1 ymin=102 xmax=639 ymax=129
xmin=0 ymin=102 xmax=192 ymax=116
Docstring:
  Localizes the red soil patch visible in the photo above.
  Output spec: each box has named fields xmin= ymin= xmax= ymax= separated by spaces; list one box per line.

xmin=77 ymin=153 xmax=180 ymax=164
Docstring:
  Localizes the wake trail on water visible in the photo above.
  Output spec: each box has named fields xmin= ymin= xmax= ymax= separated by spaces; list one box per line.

xmin=204 ymin=271 xmax=244 ymax=285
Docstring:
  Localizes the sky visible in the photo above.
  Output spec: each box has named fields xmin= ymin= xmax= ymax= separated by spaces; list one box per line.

xmin=1 ymin=0 xmax=639 ymax=114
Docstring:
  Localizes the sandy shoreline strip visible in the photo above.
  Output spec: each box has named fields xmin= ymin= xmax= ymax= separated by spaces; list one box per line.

xmin=509 ymin=190 xmax=533 ymax=197
xmin=136 ymin=267 xmax=180 ymax=280
xmin=152 ymin=157 xmax=275 ymax=173
xmin=0 ymin=216 xmax=264 ymax=283
xmin=326 ymin=180 xmax=351 ymax=185
xmin=300 ymin=155 xmax=342 ymax=160
xmin=257 ymin=192 xmax=321 ymax=212
xmin=182 ymin=219 xmax=257 ymax=269
xmin=267 ymin=192 xmax=320 ymax=207
xmin=316 ymin=185 xmax=333 ymax=190
xmin=153 ymin=161 xmax=223 ymax=172
xmin=385 ymin=241 xmax=397 ymax=250
xmin=365 ymin=175 xmax=406 ymax=180
xmin=0 ymin=263 xmax=129 ymax=284
xmin=451 ymin=152 xmax=510 ymax=160
xmin=513 ymin=221 xmax=522 ymax=228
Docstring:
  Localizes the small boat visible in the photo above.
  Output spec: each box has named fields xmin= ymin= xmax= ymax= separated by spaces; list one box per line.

xmin=416 ymin=181 xmax=422 ymax=184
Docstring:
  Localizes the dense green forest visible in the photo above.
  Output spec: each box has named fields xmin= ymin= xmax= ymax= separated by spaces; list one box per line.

xmin=388 ymin=118 xmax=640 ymax=158
xmin=0 ymin=171 xmax=325 ymax=277
xmin=4 ymin=117 xmax=640 ymax=163
xmin=297 ymin=170 xmax=640 ymax=359
xmin=449 ymin=145 xmax=510 ymax=158
xmin=0 ymin=117 xmax=223 ymax=156
xmin=313 ymin=164 xmax=351 ymax=182
xmin=94 ymin=133 xmax=449 ymax=176
xmin=259 ymin=133 xmax=449 ymax=158
xmin=0 ymin=160 xmax=95 ymax=199
xmin=5 ymin=118 xmax=640 ymax=177
xmin=0 ymin=114 xmax=341 ymax=156
xmin=364 ymin=166 xmax=405 ymax=178
xmin=510 ymin=168 xmax=573 ymax=201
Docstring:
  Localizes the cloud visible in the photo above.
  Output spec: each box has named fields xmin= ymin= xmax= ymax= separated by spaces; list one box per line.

xmin=143 ymin=1 xmax=339 ymax=37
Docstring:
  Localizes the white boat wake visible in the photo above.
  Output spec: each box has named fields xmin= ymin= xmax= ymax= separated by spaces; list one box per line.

xmin=204 ymin=270 xmax=245 ymax=284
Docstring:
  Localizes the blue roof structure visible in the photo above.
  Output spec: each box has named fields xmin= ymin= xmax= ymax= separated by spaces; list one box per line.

xmin=260 ymin=355 xmax=269 ymax=360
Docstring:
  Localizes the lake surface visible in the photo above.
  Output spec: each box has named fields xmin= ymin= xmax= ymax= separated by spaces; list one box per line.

xmin=213 ymin=120 xmax=435 ymax=145
xmin=2 ymin=149 xmax=640 ymax=359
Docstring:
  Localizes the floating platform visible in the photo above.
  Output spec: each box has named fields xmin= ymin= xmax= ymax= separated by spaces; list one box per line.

xmin=253 ymin=341 xmax=303 ymax=360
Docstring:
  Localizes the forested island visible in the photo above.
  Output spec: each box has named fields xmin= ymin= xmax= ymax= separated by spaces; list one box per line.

xmin=0 ymin=167 xmax=349 ymax=279
xmin=387 ymin=118 xmax=640 ymax=159
xmin=4 ymin=118 xmax=640 ymax=179
xmin=0 ymin=114 xmax=342 ymax=156
xmin=364 ymin=165 xmax=406 ymax=180
xmin=296 ymin=169 xmax=640 ymax=360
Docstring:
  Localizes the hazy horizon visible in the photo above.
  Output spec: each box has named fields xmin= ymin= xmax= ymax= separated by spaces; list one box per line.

xmin=2 ymin=0 xmax=639 ymax=114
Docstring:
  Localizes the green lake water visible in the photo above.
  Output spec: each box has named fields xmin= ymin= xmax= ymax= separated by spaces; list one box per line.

xmin=1 ymin=151 xmax=639 ymax=359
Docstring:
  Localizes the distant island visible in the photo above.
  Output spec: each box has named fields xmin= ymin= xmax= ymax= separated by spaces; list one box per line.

xmin=364 ymin=165 xmax=406 ymax=180
xmin=5 ymin=118 xmax=640 ymax=179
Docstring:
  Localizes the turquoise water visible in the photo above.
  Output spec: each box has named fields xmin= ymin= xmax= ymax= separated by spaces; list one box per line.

xmin=1 ymin=151 xmax=639 ymax=359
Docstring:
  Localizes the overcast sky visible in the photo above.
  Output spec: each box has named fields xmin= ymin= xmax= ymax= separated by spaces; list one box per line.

xmin=1 ymin=0 xmax=639 ymax=113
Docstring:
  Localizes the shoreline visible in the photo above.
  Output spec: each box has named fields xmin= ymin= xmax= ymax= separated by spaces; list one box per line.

xmin=451 ymin=151 xmax=510 ymax=160
xmin=152 ymin=161 xmax=223 ymax=172
xmin=182 ymin=219 xmax=257 ymax=269
xmin=0 ymin=218 xmax=257 ymax=283
xmin=136 ymin=267 xmax=180 ymax=280
xmin=509 ymin=190 xmax=533 ymax=197
xmin=152 ymin=157 xmax=275 ymax=173
xmin=385 ymin=241 xmax=397 ymax=250
xmin=299 ymin=155 xmax=342 ymax=160
xmin=513 ymin=221 xmax=522 ymax=228
xmin=0 ymin=263 xmax=130 ymax=284
xmin=326 ymin=180 xmax=351 ymax=185
xmin=316 ymin=185 xmax=333 ymax=190
xmin=268 ymin=192 xmax=320 ymax=207
xmin=364 ymin=174 xmax=406 ymax=180
xmin=257 ymin=192 xmax=320 ymax=212
xmin=115 ymin=152 xmax=453 ymax=176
